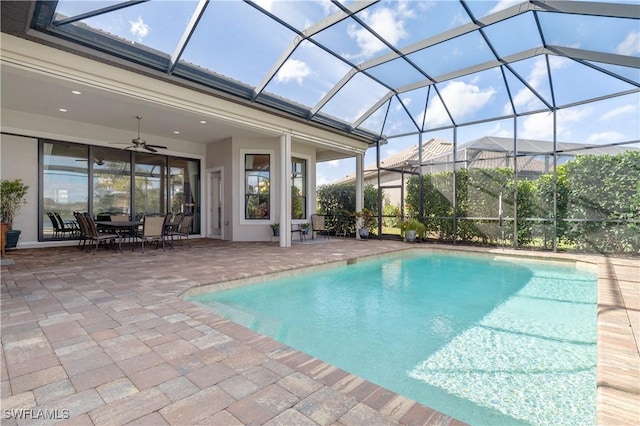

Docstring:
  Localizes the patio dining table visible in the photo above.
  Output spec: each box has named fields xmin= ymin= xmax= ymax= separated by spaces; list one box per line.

xmin=94 ymin=220 xmax=142 ymax=241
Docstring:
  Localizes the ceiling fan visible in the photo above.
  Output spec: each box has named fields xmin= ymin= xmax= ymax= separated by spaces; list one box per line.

xmin=124 ymin=116 xmax=167 ymax=153
xmin=75 ymin=158 xmax=105 ymax=166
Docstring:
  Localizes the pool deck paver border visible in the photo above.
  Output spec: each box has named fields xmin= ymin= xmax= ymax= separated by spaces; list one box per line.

xmin=1 ymin=239 xmax=638 ymax=425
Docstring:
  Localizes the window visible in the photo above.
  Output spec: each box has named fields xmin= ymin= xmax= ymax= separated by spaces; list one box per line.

xmin=92 ymin=146 xmax=131 ymax=217
xmin=134 ymin=153 xmax=167 ymax=219
xmin=245 ymin=154 xmax=270 ymax=219
xmin=169 ymin=157 xmax=200 ymax=222
xmin=291 ymin=157 xmax=306 ymax=219
xmin=41 ymin=141 xmax=89 ymax=239
xmin=39 ymin=139 xmax=200 ymax=240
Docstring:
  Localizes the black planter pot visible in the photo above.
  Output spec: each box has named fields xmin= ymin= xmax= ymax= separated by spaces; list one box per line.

xmin=5 ymin=229 xmax=21 ymax=250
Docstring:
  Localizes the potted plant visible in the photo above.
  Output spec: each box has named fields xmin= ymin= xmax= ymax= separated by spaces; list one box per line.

xmin=399 ymin=217 xmax=425 ymax=242
xmin=354 ymin=208 xmax=376 ymax=239
xmin=1 ymin=179 xmax=29 ymax=250
xmin=270 ymin=222 xmax=280 ymax=237
xmin=299 ymin=222 xmax=310 ymax=235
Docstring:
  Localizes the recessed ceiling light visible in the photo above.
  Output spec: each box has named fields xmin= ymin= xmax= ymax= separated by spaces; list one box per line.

xmin=71 ymin=90 xmax=82 ymax=95
xmin=58 ymin=108 xmax=68 ymax=112
xmin=173 ymin=131 xmax=180 ymax=134
xmin=200 ymin=120 xmax=207 ymax=124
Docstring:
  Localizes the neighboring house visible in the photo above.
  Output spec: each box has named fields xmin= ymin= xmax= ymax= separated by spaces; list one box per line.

xmin=336 ymin=136 xmax=636 ymax=206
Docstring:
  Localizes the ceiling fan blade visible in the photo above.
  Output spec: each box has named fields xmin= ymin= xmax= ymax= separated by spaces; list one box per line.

xmin=147 ymin=144 xmax=168 ymax=149
xmin=144 ymin=145 xmax=158 ymax=153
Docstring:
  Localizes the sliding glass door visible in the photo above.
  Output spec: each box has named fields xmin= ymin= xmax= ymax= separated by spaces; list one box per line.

xmin=40 ymin=140 xmax=200 ymax=240
xmin=134 ymin=153 xmax=167 ymax=219
xmin=41 ymin=142 xmax=89 ymax=239
xmin=92 ymin=146 xmax=132 ymax=217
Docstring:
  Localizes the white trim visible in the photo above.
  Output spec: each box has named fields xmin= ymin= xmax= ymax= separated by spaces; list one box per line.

xmin=239 ymin=149 xmax=274 ymax=226
xmin=206 ymin=166 xmax=224 ymax=240
xmin=291 ymin=152 xmax=312 ymax=225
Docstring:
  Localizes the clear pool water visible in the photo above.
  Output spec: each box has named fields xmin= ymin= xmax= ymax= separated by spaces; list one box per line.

xmin=189 ymin=252 xmax=597 ymax=425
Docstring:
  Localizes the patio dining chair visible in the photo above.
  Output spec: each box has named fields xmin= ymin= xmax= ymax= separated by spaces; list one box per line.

xmin=311 ymin=214 xmax=328 ymax=239
xmin=173 ymin=214 xmax=193 ymax=247
xmin=73 ymin=211 xmax=89 ymax=249
xmin=165 ymin=213 xmax=183 ymax=246
xmin=83 ymin=213 xmax=122 ymax=254
xmin=54 ymin=211 xmax=79 ymax=237
xmin=47 ymin=211 xmax=63 ymax=238
xmin=47 ymin=211 xmax=76 ymax=239
xmin=133 ymin=215 xmax=166 ymax=253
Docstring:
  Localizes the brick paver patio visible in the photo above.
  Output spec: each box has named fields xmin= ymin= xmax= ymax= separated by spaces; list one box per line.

xmin=1 ymin=239 xmax=638 ymax=425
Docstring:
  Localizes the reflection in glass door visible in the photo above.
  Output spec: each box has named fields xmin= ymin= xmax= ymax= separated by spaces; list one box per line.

xmin=42 ymin=142 xmax=88 ymax=239
xmin=134 ymin=153 xmax=166 ymax=219
xmin=169 ymin=158 xmax=200 ymax=234
xmin=92 ymin=147 xmax=131 ymax=217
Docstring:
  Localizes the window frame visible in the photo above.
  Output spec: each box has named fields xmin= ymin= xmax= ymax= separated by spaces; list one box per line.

xmin=241 ymin=149 xmax=273 ymax=224
xmin=291 ymin=156 xmax=308 ymax=220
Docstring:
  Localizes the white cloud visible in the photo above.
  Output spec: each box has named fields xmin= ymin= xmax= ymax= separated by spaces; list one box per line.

xmin=318 ymin=0 xmax=334 ymax=15
xmin=395 ymin=97 xmax=412 ymax=111
xmin=129 ymin=17 xmax=150 ymax=41
xmin=521 ymin=107 xmax=591 ymax=140
xmin=347 ymin=1 xmax=414 ymax=60
xmin=253 ymin=0 xmax=274 ymax=12
xmin=486 ymin=122 xmax=512 ymax=138
xmin=420 ymin=81 xmax=496 ymax=127
xmin=587 ymin=131 xmax=625 ymax=143
xmin=317 ymin=175 xmax=330 ymax=186
xmin=600 ymin=104 xmax=637 ymax=121
xmin=488 ymin=0 xmax=521 ymax=15
xmin=616 ymin=31 xmax=640 ymax=56
xmin=326 ymin=160 xmax=341 ymax=168
xmin=521 ymin=113 xmax=554 ymax=139
xmin=276 ymin=59 xmax=311 ymax=85
xmin=506 ymin=56 xmax=572 ymax=114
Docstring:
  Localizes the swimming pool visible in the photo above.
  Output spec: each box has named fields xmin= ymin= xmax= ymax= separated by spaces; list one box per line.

xmin=188 ymin=251 xmax=597 ymax=425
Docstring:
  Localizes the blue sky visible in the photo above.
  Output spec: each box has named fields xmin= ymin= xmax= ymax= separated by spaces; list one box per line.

xmin=55 ymin=0 xmax=640 ymax=185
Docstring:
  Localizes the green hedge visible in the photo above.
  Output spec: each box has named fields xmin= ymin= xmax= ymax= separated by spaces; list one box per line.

xmin=403 ymin=151 xmax=639 ymax=255
xmin=316 ymin=183 xmax=378 ymax=235
xmin=562 ymin=151 xmax=640 ymax=254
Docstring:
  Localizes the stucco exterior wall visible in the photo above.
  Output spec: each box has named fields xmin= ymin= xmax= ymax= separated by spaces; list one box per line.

xmin=0 ymin=134 xmax=39 ymax=246
xmin=206 ymin=138 xmax=233 ymax=241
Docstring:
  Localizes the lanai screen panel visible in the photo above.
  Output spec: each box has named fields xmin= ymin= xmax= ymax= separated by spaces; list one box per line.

xmin=30 ymin=0 xmax=638 ymax=143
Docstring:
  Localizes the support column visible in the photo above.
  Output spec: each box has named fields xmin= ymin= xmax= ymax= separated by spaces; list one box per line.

xmin=355 ymin=152 xmax=364 ymax=239
xmin=280 ymin=133 xmax=292 ymax=247
xmin=452 ymin=127 xmax=458 ymax=245
xmin=513 ymin=117 xmax=518 ymax=249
